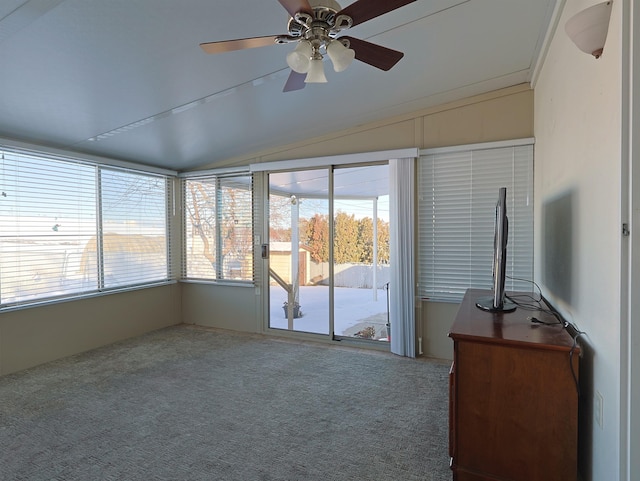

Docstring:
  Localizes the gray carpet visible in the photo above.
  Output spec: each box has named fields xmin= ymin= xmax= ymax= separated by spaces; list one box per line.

xmin=0 ymin=325 xmax=451 ymax=481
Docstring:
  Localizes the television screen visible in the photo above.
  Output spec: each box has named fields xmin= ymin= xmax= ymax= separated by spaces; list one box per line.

xmin=476 ymin=187 xmax=516 ymax=312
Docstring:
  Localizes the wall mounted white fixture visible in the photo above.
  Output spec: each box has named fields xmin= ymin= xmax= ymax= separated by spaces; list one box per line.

xmin=565 ymin=1 xmax=613 ymax=59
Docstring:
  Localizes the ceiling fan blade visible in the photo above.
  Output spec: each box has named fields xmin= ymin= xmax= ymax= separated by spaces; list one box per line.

xmin=278 ymin=0 xmax=313 ymax=18
xmin=283 ymin=70 xmax=307 ymax=92
xmin=341 ymin=36 xmax=404 ymax=71
xmin=337 ymin=0 xmax=417 ymax=27
xmin=200 ymin=36 xmax=281 ymax=54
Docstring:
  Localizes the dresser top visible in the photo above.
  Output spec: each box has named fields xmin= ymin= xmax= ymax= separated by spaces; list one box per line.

xmin=449 ymin=288 xmax=576 ymax=351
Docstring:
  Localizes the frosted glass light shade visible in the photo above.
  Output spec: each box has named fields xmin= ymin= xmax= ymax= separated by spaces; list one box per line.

xmin=327 ymin=40 xmax=355 ymax=72
xmin=286 ymin=41 xmax=313 ymax=73
xmin=565 ymin=1 xmax=613 ymax=58
xmin=304 ymin=58 xmax=327 ymax=83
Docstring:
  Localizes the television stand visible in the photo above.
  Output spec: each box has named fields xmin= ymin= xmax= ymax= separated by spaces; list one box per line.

xmin=448 ymin=288 xmax=579 ymax=481
xmin=475 ymin=295 xmax=517 ymax=312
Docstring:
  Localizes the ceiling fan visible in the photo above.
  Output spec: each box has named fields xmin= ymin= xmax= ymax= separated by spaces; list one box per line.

xmin=200 ymin=0 xmax=417 ymax=92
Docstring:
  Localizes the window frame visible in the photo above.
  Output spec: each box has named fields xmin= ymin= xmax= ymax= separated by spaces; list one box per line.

xmin=0 ymin=144 xmax=176 ymax=311
xmin=181 ymin=172 xmax=254 ymax=285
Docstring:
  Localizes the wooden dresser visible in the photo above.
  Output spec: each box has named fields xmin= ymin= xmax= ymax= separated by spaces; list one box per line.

xmin=448 ymin=288 xmax=579 ymax=481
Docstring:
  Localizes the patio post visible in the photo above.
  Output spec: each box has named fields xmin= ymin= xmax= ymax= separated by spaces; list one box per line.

xmin=291 ymin=195 xmax=300 ymax=308
xmin=373 ymin=197 xmax=378 ymax=301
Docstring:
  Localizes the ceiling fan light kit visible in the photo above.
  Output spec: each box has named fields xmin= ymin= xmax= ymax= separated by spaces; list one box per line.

xmin=286 ymin=40 xmax=314 ymax=73
xmin=200 ymin=0 xmax=417 ymax=92
xmin=287 ymin=38 xmax=354 ymax=78
xmin=326 ymin=39 xmax=355 ymax=72
xmin=306 ymin=56 xmax=328 ymax=83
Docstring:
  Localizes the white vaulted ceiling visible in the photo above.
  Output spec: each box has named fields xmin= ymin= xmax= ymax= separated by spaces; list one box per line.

xmin=0 ymin=0 xmax=558 ymax=171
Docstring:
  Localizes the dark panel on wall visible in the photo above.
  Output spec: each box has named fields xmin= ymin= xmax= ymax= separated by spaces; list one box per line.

xmin=542 ymin=190 xmax=574 ymax=304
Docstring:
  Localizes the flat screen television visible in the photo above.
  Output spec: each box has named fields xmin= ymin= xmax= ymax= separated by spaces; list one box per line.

xmin=476 ymin=187 xmax=517 ymax=312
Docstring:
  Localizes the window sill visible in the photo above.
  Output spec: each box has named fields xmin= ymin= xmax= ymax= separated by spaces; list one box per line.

xmin=179 ymin=279 xmax=255 ymax=288
xmin=0 ymin=280 xmax=178 ymax=313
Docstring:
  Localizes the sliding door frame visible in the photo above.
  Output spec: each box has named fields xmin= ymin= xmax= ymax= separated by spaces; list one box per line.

xmin=253 ymin=149 xmax=419 ymax=343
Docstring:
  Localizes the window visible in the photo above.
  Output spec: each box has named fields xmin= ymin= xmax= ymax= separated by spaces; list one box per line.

xmin=183 ymin=174 xmax=253 ymax=282
xmin=0 ymin=148 xmax=172 ymax=308
xmin=418 ymin=141 xmax=534 ymax=303
xmin=96 ymin=169 xmax=170 ymax=289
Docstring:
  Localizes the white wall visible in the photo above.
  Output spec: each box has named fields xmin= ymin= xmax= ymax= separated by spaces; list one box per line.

xmin=534 ymin=1 xmax=623 ymax=479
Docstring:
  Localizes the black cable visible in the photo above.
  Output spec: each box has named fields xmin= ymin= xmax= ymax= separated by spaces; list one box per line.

xmin=526 ymin=315 xmax=562 ymax=326
xmin=504 ymin=275 xmax=565 ymax=325
xmin=505 ymin=293 xmax=564 ymax=325
xmin=506 ymin=275 xmax=544 ymax=300
xmin=505 ymin=274 xmax=584 ymax=393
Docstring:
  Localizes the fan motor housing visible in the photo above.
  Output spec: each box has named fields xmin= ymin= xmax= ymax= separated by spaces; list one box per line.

xmin=287 ymin=0 xmax=344 ymax=38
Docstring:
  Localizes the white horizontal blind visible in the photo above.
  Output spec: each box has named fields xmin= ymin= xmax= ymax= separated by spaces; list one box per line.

xmin=0 ymin=152 xmax=97 ymax=304
xmin=183 ymin=174 xmax=253 ymax=282
xmin=99 ymin=169 xmax=170 ymax=288
xmin=418 ymin=143 xmax=533 ymax=302
xmin=0 ymin=148 xmax=172 ymax=308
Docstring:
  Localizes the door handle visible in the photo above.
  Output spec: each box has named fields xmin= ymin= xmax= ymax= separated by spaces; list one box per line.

xmin=261 ymin=244 xmax=269 ymax=259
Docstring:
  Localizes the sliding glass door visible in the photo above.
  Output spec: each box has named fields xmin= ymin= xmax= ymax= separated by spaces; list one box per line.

xmin=268 ymin=169 xmax=330 ymax=335
xmin=333 ymin=165 xmax=390 ymax=341
xmin=266 ymin=164 xmax=389 ymax=343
